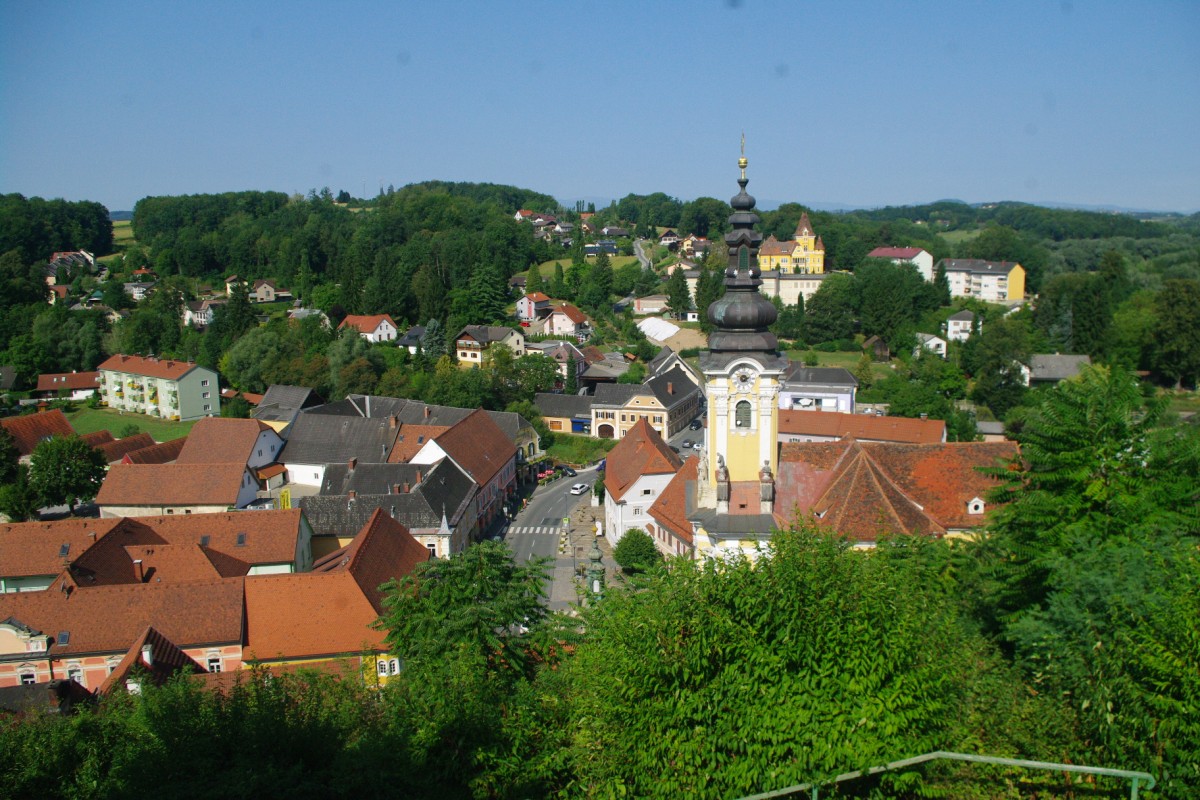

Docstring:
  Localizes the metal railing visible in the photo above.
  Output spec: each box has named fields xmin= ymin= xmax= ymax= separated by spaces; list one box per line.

xmin=736 ymin=751 xmax=1156 ymax=800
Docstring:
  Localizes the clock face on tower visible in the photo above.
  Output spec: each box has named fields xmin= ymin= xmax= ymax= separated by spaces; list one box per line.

xmin=732 ymin=367 xmax=755 ymax=393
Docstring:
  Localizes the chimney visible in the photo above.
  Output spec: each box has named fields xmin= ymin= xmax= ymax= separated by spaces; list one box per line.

xmin=348 ymin=490 xmax=357 ymax=501
xmin=389 ymin=415 xmax=398 ymax=429
xmin=348 ymin=457 xmax=357 ymax=470
xmin=920 ymin=412 xmax=928 ymax=420
xmin=141 ymin=643 xmax=154 ymax=666
xmin=415 ymin=469 xmax=422 ymax=483
xmin=133 ymin=559 xmax=144 ymax=582
xmin=423 ymin=406 xmax=431 ymax=420
xmin=393 ymin=484 xmax=402 ymax=495
xmin=668 ymin=382 xmax=674 ymax=395
xmin=402 ymin=482 xmax=410 ymax=493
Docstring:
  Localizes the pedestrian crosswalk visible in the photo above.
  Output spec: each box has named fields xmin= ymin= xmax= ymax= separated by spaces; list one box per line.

xmin=506 ymin=526 xmax=563 ymax=536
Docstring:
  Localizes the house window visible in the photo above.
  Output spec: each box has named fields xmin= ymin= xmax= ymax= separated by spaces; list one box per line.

xmin=201 ymin=379 xmax=209 ymax=386
xmin=203 ymin=404 xmax=211 ymax=411
xmin=390 ymin=658 xmax=401 ymax=675
xmin=207 ymin=657 xmax=222 ymax=673
xmin=202 ymin=391 xmax=211 ymax=399
xmin=67 ymin=666 xmax=83 ymax=683
xmin=642 ymin=489 xmax=653 ymax=496
xmin=257 ymin=449 xmax=262 ymax=457
xmin=426 ymin=543 xmax=437 ymax=557
xmin=377 ymin=660 xmax=389 ymax=677
xmin=633 ymin=507 xmax=641 ymax=516
xmin=735 ymin=401 xmax=752 ymax=428
xmin=20 ymin=671 xmax=37 ymax=685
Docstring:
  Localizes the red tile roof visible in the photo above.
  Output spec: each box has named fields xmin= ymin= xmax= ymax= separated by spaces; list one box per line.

xmin=97 ymin=354 xmax=206 ymax=381
xmin=0 ymin=409 xmax=75 ymax=456
xmin=337 ymin=314 xmax=396 ymax=335
xmin=96 ymin=463 xmax=248 ymax=507
xmin=315 ymin=509 xmax=431 ymax=613
xmin=552 ymin=303 xmax=588 ymax=324
xmin=0 ymin=518 xmax=123 ymax=578
xmin=81 ymin=430 xmax=115 ymax=448
xmin=868 ymin=247 xmax=925 ymax=260
xmin=759 ymin=235 xmax=792 ymax=257
xmin=525 ymin=292 xmax=550 ymax=302
xmin=795 ymin=212 xmax=815 ymax=237
xmin=132 ymin=510 xmax=305 ymax=569
xmin=122 ymin=436 xmax=187 ymax=464
xmin=648 ymin=455 xmax=698 ymax=544
xmin=604 ymin=418 xmax=683 ymax=502
xmin=429 ymin=408 xmax=515 ymax=487
xmin=97 ymin=626 xmax=204 ymax=695
xmin=387 ymin=424 xmax=450 ymax=463
xmin=243 ymin=572 xmax=385 ymax=662
xmin=778 ymin=409 xmax=946 ymax=444
xmin=97 ymin=432 xmax=157 ymax=464
xmin=0 ymin=577 xmax=245 ymax=658
xmin=176 ymin=417 xmax=274 ymax=465
xmin=123 ymin=544 xmax=224 ymax=583
xmin=36 ymin=371 xmax=101 ymax=393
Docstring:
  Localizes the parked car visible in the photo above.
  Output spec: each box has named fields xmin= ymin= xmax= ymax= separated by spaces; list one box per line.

xmin=570 ymin=483 xmax=590 ymax=495
xmin=561 ymin=466 xmax=577 ymax=477
xmin=689 ymin=419 xmax=703 ymax=430
xmin=681 ymin=439 xmax=693 ymax=449
xmin=693 ymin=442 xmax=703 ymax=450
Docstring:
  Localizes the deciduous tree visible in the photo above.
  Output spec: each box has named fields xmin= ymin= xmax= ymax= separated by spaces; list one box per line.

xmin=28 ymin=434 xmax=106 ymax=512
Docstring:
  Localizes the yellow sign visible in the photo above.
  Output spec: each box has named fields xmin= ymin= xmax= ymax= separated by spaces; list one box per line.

xmin=279 ymin=488 xmax=291 ymax=510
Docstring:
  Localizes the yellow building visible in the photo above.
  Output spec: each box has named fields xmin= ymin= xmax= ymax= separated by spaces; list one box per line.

xmin=757 ymin=212 xmax=825 ymax=274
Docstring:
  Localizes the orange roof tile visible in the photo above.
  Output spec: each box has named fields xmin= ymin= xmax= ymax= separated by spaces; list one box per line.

xmin=122 ymin=436 xmax=187 ymax=464
xmin=81 ymin=430 xmax=115 ymax=448
xmin=36 ymin=371 xmax=101 ymax=393
xmin=429 ymin=408 xmax=514 ymax=487
xmin=525 ymin=292 xmax=550 ymax=302
xmin=778 ymin=409 xmax=945 ymax=444
xmin=176 ymin=417 xmax=274 ymax=465
xmin=123 ymin=544 xmax=224 ymax=583
xmin=97 ymin=433 xmax=156 ymax=464
xmin=552 ymin=303 xmax=588 ymax=324
xmin=98 ymin=354 xmax=208 ymax=381
xmin=0 ymin=518 xmax=123 ymax=578
xmin=243 ymin=572 xmax=385 ymax=662
xmin=649 ymin=455 xmax=698 ymax=544
xmin=329 ymin=509 xmax=431 ymax=613
xmin=0 ymin=409 xmax=75 ymax=456
xmin=96 ymin=463 xmax=247 ymax=507
xmin=97 ymin=626 xmax=204 ymax=695
xmin=386 ymin=424 xmax=450 ymax=463
xmin=337 ymin=314 xmax=396 ymax=335
xmin=603 ymin=418 xmax=682 ymax=502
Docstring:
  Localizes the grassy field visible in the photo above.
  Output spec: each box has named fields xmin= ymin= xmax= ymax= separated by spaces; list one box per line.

xmin=531 ymin=255 xmax=639 ymax=277
xmin=113 ymin=220 xmax=136 ymax=246
xmin=939 ymin=228 xmax=982 ymax=245
xmin=782 ymin=347 xmax=894 ymax=380
xmin=546 ymin=434 xmax=617 ymax=466
xmin=65 ymin=408 xmax=197 ymax=442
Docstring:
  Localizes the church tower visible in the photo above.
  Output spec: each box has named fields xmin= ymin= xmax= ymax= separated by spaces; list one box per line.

xmin=701 ymin=144 xmax=787 ymax=488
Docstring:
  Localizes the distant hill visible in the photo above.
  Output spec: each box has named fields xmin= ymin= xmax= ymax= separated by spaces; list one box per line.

xmin=109 ymin=210 xmax=133 ymax=221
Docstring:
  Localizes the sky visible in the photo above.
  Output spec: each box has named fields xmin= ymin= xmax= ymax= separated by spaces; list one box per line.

xmin=2 ymin=1 xmax=1198 ymax=214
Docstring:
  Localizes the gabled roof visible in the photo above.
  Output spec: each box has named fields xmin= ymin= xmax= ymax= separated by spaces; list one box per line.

xmin=429 ymin=408 xmax=515 ymax=487
xmin=456 ymin=325 xmax=521 ymax=345
xmin=868 ymin=247 xmax=926 ymax=260
xmin=386 ymin=424 xmax=449 ymax=463
xmin=242 ymin=572 xmax=384 ymax=662
xmin=648 ymin=455 xmax=698 ymax=544
xmin=97 ymin=354 xmax=208 ymax=381
xmin=0 ymin=518 xmax=124 ymax=578
xmin=97 ymin=433 xmax=157 ymax=464
xmin=524 ymin=292 xmax=551 ymax=303
xmin=604 ymin=418 xmax=683 ymax=502
xmin=782 ymin=365 xmax=858 ymax=388
xmin=80 ymin=430 xmax=114 ymax=448
xmin=936 ymin=259 xmax=1019 ymax=275
xmin=252 ymin=384 xmax=322 ymax=424
xmin=337 ymin=314 xmax=396 ymax=334
xmin=646 ymin=365 xmax=701 ymax=410
xmin=778 ymin=409 xmax=946 ymax=444
xmin=176 ymin=417 xmax=275 ymax=465
xmin=535 ymin=393 xmax=594 ymax=419
xmin=550 ymin=303 xmax=588 ymax=324
xmin=947 ymin=309 xmax=975 ymax=321
xmin=758 ymin=235 xmax=792 ymax=257
xmin=794 ymin=212 xmax=815 ymax=237
xmin=98 ymin=626 xmax=205 ymax=695
xmin=0 ymin=409 xmax=75 ymax=456
xmin=36 ymin=372 xmax=101 ymax=393
xmin=96 ymin=463 xmax=248 ymax=507
xmin=1029 ymin=354 xmax=1091 ymax=382
xmin=280 ymin=413 xmax=401 ymax=465
xmin=122 ymin=436 xmax=187 ymax=464
xmin=313 ymin=509 xmax=431 ymax=613
xmin=0 ymin=578 xmax=244 ymax=658
xmin=320 ymin=461 xmax=427 ymax=496
xmin=592 ymin=383 xmax=643 ymax=407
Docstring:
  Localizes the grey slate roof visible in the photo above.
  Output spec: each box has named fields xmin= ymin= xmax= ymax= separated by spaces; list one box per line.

xmin=398 ymin=326 xmax=426 ymax=348
xmin=592 ymin=383 xmax=642 ymax=407
xmin=299 ymin=457 xmax=476 ymax=537
xmin=456 ymin=325 xmax=519 ymax=345
xmin=253 ymin=385 xmax=322 ymax=425
xmin=304 ymin=395 xmax=532 ymax=444
xmin=947 ymin=309 xmax=976 ymax=321
xmin=782 ymin=365 xmax=859 ymax=388
xmin=936 ymin=258 xmax=1018 ymax=275
xmin=1029 ymin=354 xmax=1091 ymax=382
xmin=320 ymin=462 xmax=427 ymax=496
xmin=535 ymin=393 xmax=594 ymax=419
xmin=280 ymin=413 xmax=399 ymax=465
xmin=646 ymin=365 xmax=701 ymax=410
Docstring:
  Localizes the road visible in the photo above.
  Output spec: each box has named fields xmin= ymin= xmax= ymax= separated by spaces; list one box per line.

xmin=502 ymin=465 xmax=602 ymax=610
xmin=633 ymin=238 xmax=652 ymax=270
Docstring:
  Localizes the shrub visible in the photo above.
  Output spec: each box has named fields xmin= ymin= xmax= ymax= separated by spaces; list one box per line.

xmin=613 ymin=529 xmax=661 ymax=574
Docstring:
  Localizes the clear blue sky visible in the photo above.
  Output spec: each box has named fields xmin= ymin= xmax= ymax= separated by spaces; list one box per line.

xmin=2 ymin=1 xmax=1197 ymax=213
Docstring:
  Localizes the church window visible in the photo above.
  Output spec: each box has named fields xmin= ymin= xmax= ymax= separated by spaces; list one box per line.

xmin=738 ymin=246 xmax=749 ymax=271
xmin=735 ymin=400 xmax=752 ymax=428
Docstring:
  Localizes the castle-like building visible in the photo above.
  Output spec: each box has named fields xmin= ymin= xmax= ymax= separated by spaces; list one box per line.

xmin=604 ymin=149 xmax=1017 ymax=560
xmin=757 ymin=213 xmax=825 ymax=274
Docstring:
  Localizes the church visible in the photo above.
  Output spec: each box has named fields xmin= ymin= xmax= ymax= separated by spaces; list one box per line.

xmin=605 ymin=150 xmax=1017 ymax=559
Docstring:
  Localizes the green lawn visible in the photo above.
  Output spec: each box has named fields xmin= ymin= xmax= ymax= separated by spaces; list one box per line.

xmin=531 ymin=255 xmax=638 ymax=277
xmin=939 ymin=228 xmax=982 ymax=245
xmin=546 ymin=435 xmax=617 ymax=466
xmin=65 ymin=407 xmax=197 ymax=442
xmin=782 ymin=347 xmax=894 ymax=380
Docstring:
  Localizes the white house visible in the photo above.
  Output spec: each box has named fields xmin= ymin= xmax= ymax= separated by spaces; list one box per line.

xmin=516 ymin=292 xmax=552 ymax=323
xmin=946 ymin=310 xmax=976 ymax=342
xmin=338 ymin=314 xmax=398 ymax=343
xmin=913 ymin=332 xmax=947 ymax=358
xmin=602 ymin=419 xmax=684 ymax=554
xmin=546 ymin=303 xmax=590 ymax=337
xmin=866 ymin=247 xmax=935 ymax=283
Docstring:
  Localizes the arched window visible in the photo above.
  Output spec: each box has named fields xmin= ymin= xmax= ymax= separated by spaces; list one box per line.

xmin=735 ymin=400 xmax=752 ymax=428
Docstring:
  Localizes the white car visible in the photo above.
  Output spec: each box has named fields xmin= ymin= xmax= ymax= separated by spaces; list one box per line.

xmin=570 ymin=483 xmax=590 ymax=495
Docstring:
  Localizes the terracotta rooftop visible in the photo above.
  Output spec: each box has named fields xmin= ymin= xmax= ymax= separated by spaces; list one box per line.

xmin=97 ymin=433 xmax=157 ymax=464
xmin=337 ymin=314 xmax=396 ymax=335
xmin=867 ymin=247 xmax=925 ymax=260
xmin=648 ymin=455 xmax=698 ymax=544
xmin=176 ymin=417 xmax=275 ymax=465
xmin=426 ymin=408 xmax=515 ymax=488
xmin=243 ymin=572 xmax=385 ymax=662
xmin=97 ymin=626 xmax=204 ymax=696
xmin=122 ymin=436 xmax=187 ymax=464
xmin=525 ymin=292 xmax=550 ymax=302
xmin=778 ymin=409 xmax=946 ymax=444
xmin=98 ymin=354 xmax=207 ymax=381
xmin=96 ymin=462 xmax=248 ymax=507
xmin=0 ymin=577 xmax=245 ymax=658
xmin=0 ymin=409 xmax=75 ymax=456
xmin=36 ymin=371 xmax=101 ymax=393
xmin=0 ymin=518 xmax=123 ymax=578
xmin=604 ymin=418 xmax=683 ymax=502
xmin=552 ymin=303 xmax=588 ymax=324
xmin=313 ymin=508 xmax=431 ymax=613
xmin=386 ymin=424 xmax=450 ymax=463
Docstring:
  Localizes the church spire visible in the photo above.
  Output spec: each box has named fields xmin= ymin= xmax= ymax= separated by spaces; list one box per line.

xmin=702 ymin=139 xmax=785 ymax=369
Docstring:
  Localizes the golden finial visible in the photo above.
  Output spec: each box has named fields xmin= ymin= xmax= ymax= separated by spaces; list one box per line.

xmin=738 ymin=132 xmax=748 ymax=179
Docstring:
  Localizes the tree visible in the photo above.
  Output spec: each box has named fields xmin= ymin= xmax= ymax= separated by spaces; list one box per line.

xmin=220 ymin=396 xmax=251 ymax=418
xmin=665 ymin=267 xmax=691 ymax=319
xmin=377 ymin=541 xmax=551 ymax=678
xmin=0 ymin=426 xmax=18 ymax=485
xmin=1151 ymin=279 xmax=1200 ymax=388
xmin=524 ymin=264 xmax=547 ymax=296
xmin=0 ymin=463 xmax=39 ymax=521
xmin=803 ymin=272 xmax=858 ymax=343
xmin=612 ymin=529 xmax=661 ymax=573
xmin=564 ymin=355 xmax=578 ymax=395
xmin=28 ymin=435 xmax=106 ymax=512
